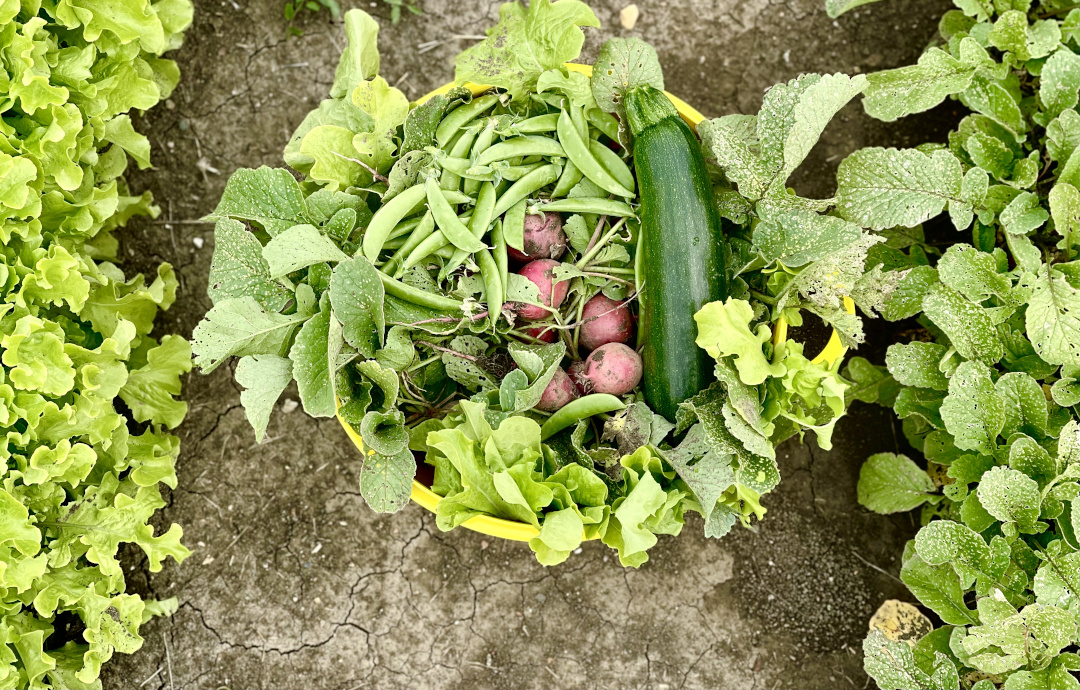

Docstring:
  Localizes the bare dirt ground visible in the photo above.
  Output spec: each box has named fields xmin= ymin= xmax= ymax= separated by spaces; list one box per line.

xmin=101 ymin=1 xmax=960 ymax=687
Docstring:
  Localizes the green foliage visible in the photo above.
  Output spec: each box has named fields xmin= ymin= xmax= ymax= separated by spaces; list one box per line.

xmin=697 ymin=70 xmax=907 ymax=348
xmin=454 ymin=0 xmax=599 ymax=100
xmin=844 ymin=2 xmax=1080 ymax=687
xmin=196 ymin=3 xmax=870 ymax=567
xmin=1 ymin=0 xmax=192 ymax=684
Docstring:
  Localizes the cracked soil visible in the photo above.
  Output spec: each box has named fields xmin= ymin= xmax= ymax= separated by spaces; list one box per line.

xmin=100 ymin=0 xmax=961 ymax=687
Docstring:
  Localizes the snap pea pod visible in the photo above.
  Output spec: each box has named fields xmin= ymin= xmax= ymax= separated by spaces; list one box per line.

xmin=440 ymin=125 xmax=480 ymax=191
xmin=441 ymin=189 xmax=474 ymax=205
xmin=378 ymin=270 xmax=463 ymax=312
xmin=570 ymin=104 xmax=589 ymax=140
xmin=476 ymin=248 xmax=502 ymax=328
xmin=587 ymin=108 xmax=621 ymax=142
xmin=427 ymin=177 xmax=486 ymax=254
xmin=470 ymin=118 xmax=499 ymax=159
xmin=551 ymin=159 xmax=584 ymax=198
xmin=401 ymin=227 xmax=451 ymax=273
xmin=540 ymin=394 xmax=626 ymax=440
xmin=382 ymin=211 xmax=435 ymax=274
xmin=398 ymin=208 xmax=479 ymax=274
xmin=528 ymin=197 xmax=636 ymax=217
xmin=465 ymin=119 xmax=499 ymax=197
xmin=442 ymin=181 xmax=498 ymax=278
xmin=492 ymin=218 xmax=509 ymax=293
xmin=435 ymin=94 xmax=499 ymax=147
xmin=502 ymin=198 xmax=527 ymax=255
xmin=589 ymin=139 xmax=635 ymax=193
xmin=491 ymin=163 xmax=560 ymax=218
xmin=437 ymin=155 xmax=497 ymax=181
xmin=497 ymin=161 xmax=553 ymax=182
xmin=474 ymin=135 xmax=565 ymax=167
xmin=386 ymin=214 xmax=425 ymax=242
xmin=556 ymin=108 xmax=635 ymax=198
xmin=362 ymin=183 xmax=429 ymax=261
xmin=514 ymin=113 xmax=560 ymax=134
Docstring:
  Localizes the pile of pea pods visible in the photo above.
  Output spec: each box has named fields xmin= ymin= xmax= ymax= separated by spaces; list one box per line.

xmin=358 ymin=91 xmax=639 ymax=330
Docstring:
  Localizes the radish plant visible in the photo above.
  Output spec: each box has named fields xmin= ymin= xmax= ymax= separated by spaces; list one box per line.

xmin=824 ymin=0 xmax=1080 ymax=686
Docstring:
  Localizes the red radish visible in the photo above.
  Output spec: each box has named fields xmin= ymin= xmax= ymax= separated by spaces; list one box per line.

xmin=537 ymin=367 xmax=579 ymax=412
xmin=525 ymin=325 xmax=557 ymax=343
xmin=514 ymin=259 xmax=568 ymax=320
xmin=567 ymin=360 xmax=588 ymax=394
xmin=579 ymin=343 xmax=642 ymax=396
xmin=579 ymin=294 xmax=634 ymax=351
xmin=508 ymin=212 xmax=566 ymax=262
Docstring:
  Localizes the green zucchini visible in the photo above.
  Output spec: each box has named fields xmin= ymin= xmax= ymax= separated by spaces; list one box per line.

xmin=626 ymin=85 xmax=729 ymax=421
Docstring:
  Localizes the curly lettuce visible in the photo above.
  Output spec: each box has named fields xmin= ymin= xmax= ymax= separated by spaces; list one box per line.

xmin=1 ymin=0 xmax=193 ymax=685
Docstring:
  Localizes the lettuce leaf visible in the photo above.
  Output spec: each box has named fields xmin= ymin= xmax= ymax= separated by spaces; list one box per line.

xmin=454 ymin=0 xmax=599 ymax=101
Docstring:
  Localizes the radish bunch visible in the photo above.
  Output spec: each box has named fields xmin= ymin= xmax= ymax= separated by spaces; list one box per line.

xmin=508 ymin=211 xmax=642 ymax=412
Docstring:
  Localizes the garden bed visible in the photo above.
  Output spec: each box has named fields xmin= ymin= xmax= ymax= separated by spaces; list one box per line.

xmin=100 ymin=0 xmax=961 ymax=687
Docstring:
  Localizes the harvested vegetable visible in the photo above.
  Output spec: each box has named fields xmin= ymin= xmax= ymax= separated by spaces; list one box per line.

xmin=508 ymin=211 xmax=567 ymax=261
xmin=579 ymin=343 xmax=643 ymax=395
xmin=194 ymin=3 xmax=879 ymax=566
xmin=515 ymin=259 xmax=569 ymax=319
xmin=626 ymin=84 xmax=728 ymax=421
xmin=579 ymin=294 xmax=634 ymax=351
xmin=537 ymin=367 xmax=580 ymax=411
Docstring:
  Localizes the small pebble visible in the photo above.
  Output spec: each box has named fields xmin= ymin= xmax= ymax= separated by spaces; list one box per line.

xmin=620 ymin=4 xmax=639 ymax=30
xmin=282 ymin=398 xmax=299 ymax=413
xmin=193 ymin=236 xmax=204 ymax=248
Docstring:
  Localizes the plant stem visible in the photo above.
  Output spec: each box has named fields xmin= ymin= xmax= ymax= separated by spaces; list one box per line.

xmin=406 ymin=354 xmax=440 ymax=373
xmin=415 ymin=340 xmax=478 ymax=362
xmin=588 ymin=266 xmax=636 ymax=275
xmin=575 ymin=217 xmax=628 ymax=269
xmin=751 ymin=289 xmax=777 ymax=305
xmin=581 ymin=271 xmax=634 ymax=286
xmin=583 ymin=215 xmax=608 ymax=253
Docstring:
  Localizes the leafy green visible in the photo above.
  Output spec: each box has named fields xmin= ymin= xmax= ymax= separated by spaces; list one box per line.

xmin=0 ymin=0 xmax=192 ymax=683
xmin=858 ymin=453 xmax=939 ymax=514
xmin=1026 ymin=267 xmax=1080 ymax=367
xmin=849 ymin=3 xmax=1080 ymax=686
xmin=694 ymin=299 xmax=784 ymax=385
xmin=590 ymin=37 xmax=663 ymax=118
xmin=864 ymin=45 xmax=976 ymax=121
xmin=700 ymin=72 xmax=867 ymax=202
xmin=836 ymin=148 xmax=968 ymax=231
xmin=235 ymin=355 xmax=293 ymax=443
xmin=192 ymin=297 xmax=311 ymax=373
xmin=864 ymin=629 xmax=957 ymax=690
xmin=329 ymin=256 xmax=385 ymax=358
xmin=453 ymin=0 xmax=599 ymax=101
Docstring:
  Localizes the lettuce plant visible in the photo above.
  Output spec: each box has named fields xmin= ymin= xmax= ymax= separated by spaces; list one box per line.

xmin=1 ymin=0 xmax=193 ymax=685
xmin=823 ymin=0 xmax=1080 ymax=686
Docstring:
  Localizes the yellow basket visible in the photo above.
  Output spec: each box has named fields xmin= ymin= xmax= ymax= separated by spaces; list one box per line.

xmin=337 ymin=65 xmax=851 ymax=542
